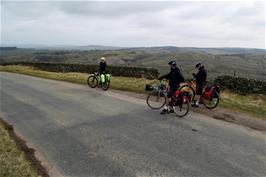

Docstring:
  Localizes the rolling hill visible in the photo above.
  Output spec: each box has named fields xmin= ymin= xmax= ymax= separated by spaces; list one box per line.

xmin=0 ymin=46 xmax=265 ymax=80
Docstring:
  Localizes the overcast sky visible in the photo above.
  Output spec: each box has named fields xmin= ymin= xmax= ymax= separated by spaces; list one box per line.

xmin=1 ymin=1 xmax=265 ymax=48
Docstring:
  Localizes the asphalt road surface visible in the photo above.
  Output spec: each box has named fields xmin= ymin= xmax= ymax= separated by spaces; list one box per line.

xmin=0 ymin=72 xmax=265 ymax=177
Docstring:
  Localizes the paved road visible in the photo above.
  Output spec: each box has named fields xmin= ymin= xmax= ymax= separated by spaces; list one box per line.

xmin=0 ymin=72 xmax=265 ymax=177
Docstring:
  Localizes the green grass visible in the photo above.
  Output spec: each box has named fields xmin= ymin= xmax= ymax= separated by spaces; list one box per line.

xmin=0 ymin=119 xmax=39 ymax=177
xmin=0 ymin=65 xmax=156 ymax=93
xmin=220 ymin=91 xmax=266 ymax=119
xmin=1 ymin=65 xmax=265 ymax=119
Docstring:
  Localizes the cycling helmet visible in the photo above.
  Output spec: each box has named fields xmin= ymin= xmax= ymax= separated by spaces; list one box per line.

xmin=195 ymin=62 xmax=201 ymax=68
xmin=168 ymin=60 xmax=177 ymax=66
xmin=100 ymin=57 xmax=106 ymax=61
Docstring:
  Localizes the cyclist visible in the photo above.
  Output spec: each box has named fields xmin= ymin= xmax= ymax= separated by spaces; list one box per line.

xmin=98 ymin=57 xmax=106 ymax=75
xmin=98 ymin=57 xmax=107 ymax=85
xmin=158 ymin=60 xmax=185 ymax=114
xmin=192 ymin=62 xmax=207 ymax=107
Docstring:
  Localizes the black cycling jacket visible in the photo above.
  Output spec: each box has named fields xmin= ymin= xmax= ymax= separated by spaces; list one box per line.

xmin=99 ymin=61 xmax=106 ymax=74
xmin=159 ymin=67 xmax=185 ymax=89
xmin=195 ymin=66 xmax=207 ymax=85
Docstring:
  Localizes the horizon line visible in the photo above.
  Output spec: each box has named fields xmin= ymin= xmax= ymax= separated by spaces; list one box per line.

xmin=1 ymin=44 xmax=265 ymax=50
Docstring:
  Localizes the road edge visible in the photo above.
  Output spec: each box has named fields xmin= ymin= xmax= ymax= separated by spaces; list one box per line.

xmin=0 ymin=117 xmax=62 ymax=177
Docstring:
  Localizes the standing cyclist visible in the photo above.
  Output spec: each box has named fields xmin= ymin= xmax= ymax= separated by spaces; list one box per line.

xmin=192 ymin=62 xmax=207 ymax=107
xmin=98 ymin=57 xmax=107 ymax=85
xmin=98 ymin=57 xmax=106 ymax=75
xmin=158 ymin=60 xmax=185 ymax=114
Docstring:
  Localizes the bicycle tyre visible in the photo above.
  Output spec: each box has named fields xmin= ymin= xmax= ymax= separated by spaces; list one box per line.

xmin=146 ymin=91 xmax=167 ymax=110
xmin=87 ymin=76 xmax=98 ymax=88
xmin=172 ymin=96 xmax=190 ymax=118
xmin=102 ymin=81 xmax=110 ymax=91
xmin=202 ymin=92 xmax=220 ymax=109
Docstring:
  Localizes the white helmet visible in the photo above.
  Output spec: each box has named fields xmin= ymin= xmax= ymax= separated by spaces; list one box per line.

xmin=100 ymin=57 xmax=106 ymax=61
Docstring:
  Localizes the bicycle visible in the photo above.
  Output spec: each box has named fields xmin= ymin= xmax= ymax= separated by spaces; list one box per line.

xmin=145 ymin=81 xmax=167 ymax=110
xmin=87 ymin=72 xmax=111 ymax=91
xmin=179 ymin=78 xmax=220 ymax=109
xmin=145 ymin=81 xmax=191 ymax=118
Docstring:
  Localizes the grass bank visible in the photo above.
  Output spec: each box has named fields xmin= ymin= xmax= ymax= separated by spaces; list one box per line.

xmin=1 ymin=65 xmax=265 ymax=119
xmin=220 ymin=91 xmax=266 ymax=119
xmin=0 ymin=118 xmax=39 ymax=177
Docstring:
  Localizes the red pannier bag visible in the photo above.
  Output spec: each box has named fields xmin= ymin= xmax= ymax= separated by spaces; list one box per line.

xmin=175 ymin=90 xmax=189 ymax=104
xmin=175 ymin=90 xmax=180 ymax=97
xmin=204 ymin=87 xmax=213 ymax=100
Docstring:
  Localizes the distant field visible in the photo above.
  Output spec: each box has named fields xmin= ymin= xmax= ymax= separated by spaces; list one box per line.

xmin=0 ymin=46 xmax=265 ymax=80
xmin=1 ymin=65 xmax=265 ymax=119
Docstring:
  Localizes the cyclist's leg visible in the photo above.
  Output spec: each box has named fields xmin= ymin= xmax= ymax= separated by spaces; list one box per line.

xmin=160 ymin=88 xmax=174 ymax=114
xmin=97 ymin=69 xmax=101 ymax=77
xmin=104 ymin=73 xmax=107 ymax=83
xmin=194 ymin=83 xmax=203 ymax=107
xmin=98 ymin=70 xmax=102 ymax=86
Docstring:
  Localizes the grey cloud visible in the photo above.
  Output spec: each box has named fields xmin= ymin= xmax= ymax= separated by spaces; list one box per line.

xmin=2 ymin=1 xmax=177 ymax=19
xmin=57 ymin=1 xmax=179 ymax=18
xmin=1 ymin=1 xmax=265 ymax=48
xmin=1 ymin=1 xmax=56 ymax=18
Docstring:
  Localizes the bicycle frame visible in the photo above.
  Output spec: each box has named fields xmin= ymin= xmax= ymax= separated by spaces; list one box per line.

xmin=185 ymin=79 xmax=196 ymax=91
xmin=151 ymin=81 xmax=166 ymax=94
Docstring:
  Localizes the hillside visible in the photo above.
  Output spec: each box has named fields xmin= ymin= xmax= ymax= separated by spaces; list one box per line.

xmin=0 ymin=46 xmax=265 ymax=80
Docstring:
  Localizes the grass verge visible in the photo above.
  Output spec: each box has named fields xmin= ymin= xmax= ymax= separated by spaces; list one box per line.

xmin=220 ymin=91 xmax=266 ymax=119
xmin=0 ymin=118 xmax=41 ymax=177
xmin=1 ymin=65 xmax=265 ymax=119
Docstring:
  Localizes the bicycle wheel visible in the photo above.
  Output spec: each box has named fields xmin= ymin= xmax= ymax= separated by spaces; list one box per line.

xmin=146 ymin=91 xmax=167 ymax=110
xmin=202 ymin=92 xmax=220 ymax=109
xmin=102 ymin=81 xmax=110 ymax=91
xmin=87 ymin=76 xmax=98 ymax=88
xmin=172 ymin=96 xmax=190 ymax=118
xmin=179 ymin=85 xmax=195 ymax=101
